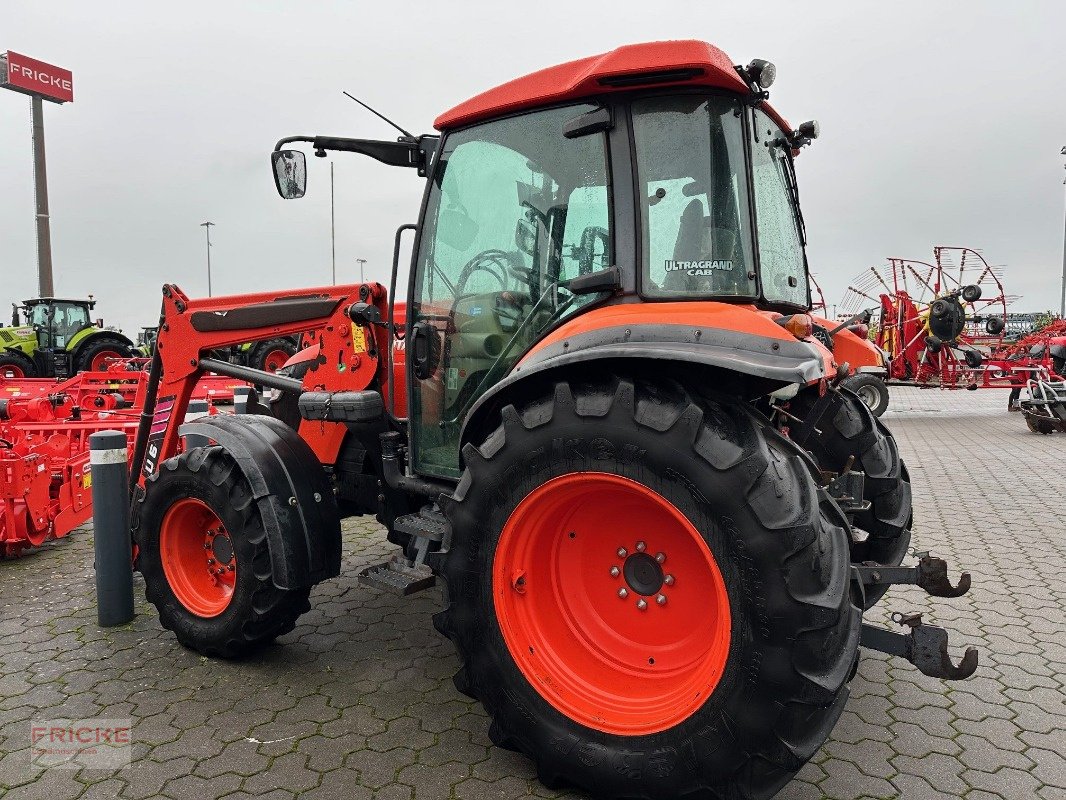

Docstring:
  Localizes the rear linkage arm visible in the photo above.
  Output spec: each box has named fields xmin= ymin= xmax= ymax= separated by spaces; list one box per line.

xmin=860 ymin=612 xmax=979 ymax=680
xmin=854 ymin=554 xmax=977 ymax=680
xmin=854 ymin=553 xmax=971 ymax=598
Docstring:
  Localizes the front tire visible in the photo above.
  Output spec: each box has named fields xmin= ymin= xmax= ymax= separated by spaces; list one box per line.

xmin=841 ymin=373 xmax=890 ymax=417
xmin=133 ymin=446 xmax=311 ymax=657
xmin=0 ymin=351 xmax=37 ymax=378
xmin=790 ymin=387 xmax=912 ymax=608
xmin=434 ymin=376 xmax=860 ymax=799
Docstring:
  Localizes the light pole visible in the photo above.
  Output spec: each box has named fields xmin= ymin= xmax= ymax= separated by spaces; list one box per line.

xmin=356 ymin=258 xmax=367 ymax=283
xmin=200 ymin=221 xmax=214 ymax=296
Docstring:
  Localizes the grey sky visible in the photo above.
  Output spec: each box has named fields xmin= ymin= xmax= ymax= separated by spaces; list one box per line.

xmin=2 ymin=1 xmax=1065 ymax=333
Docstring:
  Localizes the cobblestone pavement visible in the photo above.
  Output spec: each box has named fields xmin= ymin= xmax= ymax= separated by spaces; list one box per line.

xmin=0 ymin=386 xmax=1063 ymax=800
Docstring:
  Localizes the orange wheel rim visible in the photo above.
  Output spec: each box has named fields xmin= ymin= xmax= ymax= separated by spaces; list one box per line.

xmin=493 ymin=472 xmax=731 ymax=735
xmin=159 ymin=497 xmax=236 ymax=617
xmin=262 ymin=349 xmax=290 ymax=373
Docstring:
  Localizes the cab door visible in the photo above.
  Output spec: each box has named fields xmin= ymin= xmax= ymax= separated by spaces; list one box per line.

xmin=407 ymin=104 xmax=613 ymax=480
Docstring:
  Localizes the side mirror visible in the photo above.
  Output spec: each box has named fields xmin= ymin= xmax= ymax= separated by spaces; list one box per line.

xmin=272 ymin=150 xmax=307 ymax=199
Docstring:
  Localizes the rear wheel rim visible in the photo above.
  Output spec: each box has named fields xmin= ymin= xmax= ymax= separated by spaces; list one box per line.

xmin=159 ymin=498 xmax=237 ymax=617
xmin=1 ymin=363 xmax=26 ymax=378
xmin=262 ymin=349 xmax=291 ymax=373
xmin=90 ymin=349 xmax=122 ymax=371
xmin=493 ymin=472 xmax=731 ymax=735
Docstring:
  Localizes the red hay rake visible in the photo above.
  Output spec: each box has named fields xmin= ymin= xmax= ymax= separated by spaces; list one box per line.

xmin=839 ymin=246 xmax=1051 ymax=390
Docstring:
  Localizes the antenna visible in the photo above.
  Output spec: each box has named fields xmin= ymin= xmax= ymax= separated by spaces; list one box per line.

xmin=342 ymin=91 xmax=414 ymax=139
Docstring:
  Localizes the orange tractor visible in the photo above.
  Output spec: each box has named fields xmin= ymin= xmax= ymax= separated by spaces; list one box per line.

xmin=130 ymin=42 xmax=975 ymax=799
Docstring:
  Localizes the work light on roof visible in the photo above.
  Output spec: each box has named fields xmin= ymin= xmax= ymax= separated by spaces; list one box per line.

xmin=745 ymin=59 xmax=776 ymax=89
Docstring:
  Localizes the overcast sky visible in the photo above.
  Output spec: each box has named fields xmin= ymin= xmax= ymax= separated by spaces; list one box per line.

xmin=3 ymin=1 xmax=1065 ymax=333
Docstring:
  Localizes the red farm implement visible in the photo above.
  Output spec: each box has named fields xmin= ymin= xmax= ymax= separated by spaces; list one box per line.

xmin=838 ymin=246 xmax=1058 ymax=391
xmin=0 ymin=363 xmax=246 ymax=557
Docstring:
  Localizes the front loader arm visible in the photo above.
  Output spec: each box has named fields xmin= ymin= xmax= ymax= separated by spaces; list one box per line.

xmin=131 ymin=281 xmax=390 ymax=486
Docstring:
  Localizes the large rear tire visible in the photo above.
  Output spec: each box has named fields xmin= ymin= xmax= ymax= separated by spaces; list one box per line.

xmin=434 ymin=376 xmax=860 ymax=799
xmin=249 ymin=338 xmax=298 ymax=374
xmin=790 ymin=387 xmax=912 ymax=609
xmin=75 ymin=336 xmax=133 ymax=372
xmin=134 ymin=446 xmax=311 ymax=657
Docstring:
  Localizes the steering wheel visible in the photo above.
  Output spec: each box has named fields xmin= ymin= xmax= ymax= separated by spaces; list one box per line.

xmin=454 ymin=250 xmax=529 ymax=298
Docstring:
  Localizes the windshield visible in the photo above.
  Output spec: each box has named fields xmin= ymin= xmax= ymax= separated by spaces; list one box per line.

xmin=410 ymin=103 xmax=612 ymax=478
xmin=751 ymin=108 xmax=809 ymax=306
xmin=634 ymin=95 xmax=755 ymax=298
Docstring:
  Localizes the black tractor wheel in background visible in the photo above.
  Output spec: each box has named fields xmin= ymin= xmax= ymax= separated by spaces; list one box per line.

xmin=76 ymin=336 xmax=133 ymax=372
xmin=841 ymin=373 xmax=890 ymax=417
xmin=133 ymin=446 xmax=312 ymax=658
xmin=249 ymin=338 xmax=298 ymax=374
xmin=434 ymin=376 xmax=860 ymax=799
xmin=790 ymin=386 xmax=912 ymax=609
xmin=0 ymin=351 xmax=37 ymax=378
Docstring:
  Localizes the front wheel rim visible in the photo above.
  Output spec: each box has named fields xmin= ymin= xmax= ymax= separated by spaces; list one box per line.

xmin=493 ymin=472 xmax=731 ymax=735
xmin=856 ymin=384 xmax=880 ymax=409
xmin=159 ymin=498 xmax=237 ymax=617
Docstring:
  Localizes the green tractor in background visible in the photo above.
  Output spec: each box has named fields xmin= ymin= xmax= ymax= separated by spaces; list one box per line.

xmin=0 ymin=297 xmax=137 ymax=378
xmin=135 ymin=324 xmax=298 ymax=374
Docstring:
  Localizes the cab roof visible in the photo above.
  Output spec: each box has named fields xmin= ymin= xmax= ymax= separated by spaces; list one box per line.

xmin=434 ymin=40 xmax=791 ymax=133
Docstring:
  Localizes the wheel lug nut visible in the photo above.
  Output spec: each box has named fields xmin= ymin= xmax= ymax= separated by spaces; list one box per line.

xmin=618 ymin=587 xmax=628 ymax=599
xmin=610 ymin=566 xmax=620 ymax=578
xmin=617 ymin=547 xmax=627 ymax=558
xmin=655 ymin=552 xmax=666 ymax=564
xmin=635 ymin=541 xmax=646 ymax=552
xmin=207 ymin=558 xmax=215 ymax=565
xmin=203 ymin=543 xmax=211 ymax=550
xmin=656 ymin=594 xmax=667 ymax=606
xmin=664 ymin=574 xmax=675 ymax=586
xmin=636 ymin=598 xmax=648 ymax=611
xmin=228 ymin=565 xmax=235 ymax=572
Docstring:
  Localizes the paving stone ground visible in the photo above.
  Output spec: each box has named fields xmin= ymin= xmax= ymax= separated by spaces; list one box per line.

xmin=0 ymin=386 xmax=1063 ymax=799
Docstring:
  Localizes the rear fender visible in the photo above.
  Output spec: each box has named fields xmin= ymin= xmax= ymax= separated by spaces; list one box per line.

xmin=176 ymin=413 xmax=341 ymax=589
xmin=461 ymin=334 xmax=826 ymax=452
xmin=70 ymin=329 xmax=135 ymax=358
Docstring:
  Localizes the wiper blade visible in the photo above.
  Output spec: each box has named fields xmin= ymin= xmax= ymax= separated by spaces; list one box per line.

xmin=782 ymin=152 xmax=807 ymax=247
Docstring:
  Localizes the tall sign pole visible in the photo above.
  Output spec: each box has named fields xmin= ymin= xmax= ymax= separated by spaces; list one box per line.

xmin=1 ymin=51 xmax=74 ymax=297
xmin=31 ymin=95 xmax=54 ymax=296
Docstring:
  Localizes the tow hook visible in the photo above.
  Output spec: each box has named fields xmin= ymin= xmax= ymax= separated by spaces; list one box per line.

xmin=860 ymin=612 xmax=979 ymax=680
xmin=853 ymin=553 xmax=971 ymax=598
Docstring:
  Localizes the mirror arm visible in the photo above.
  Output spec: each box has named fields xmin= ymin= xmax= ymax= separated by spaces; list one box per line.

xmin=313 ymin=136 xmax=422 ymax=170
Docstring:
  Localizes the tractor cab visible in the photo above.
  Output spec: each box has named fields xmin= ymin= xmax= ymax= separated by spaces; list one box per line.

xmin=21 ymin=297 xmax=95 ymax=350
xmin=272 ymin=41 xmax=823 ymax=478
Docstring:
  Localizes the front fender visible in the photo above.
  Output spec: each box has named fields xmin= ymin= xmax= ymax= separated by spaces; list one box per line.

xmin=177 ymin=414 xmax=341 ymax=589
